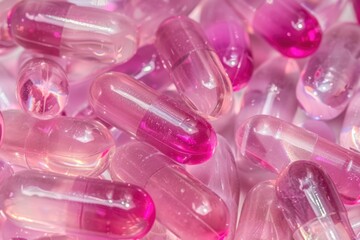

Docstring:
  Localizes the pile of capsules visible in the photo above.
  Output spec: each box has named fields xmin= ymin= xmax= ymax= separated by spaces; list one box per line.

xmin=1 ymin=0 xmax=360 ymax=239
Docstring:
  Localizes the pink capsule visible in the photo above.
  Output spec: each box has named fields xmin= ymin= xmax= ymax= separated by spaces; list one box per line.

xmin=354 ymin=0 xmax=360 ymax=23
xmin=0 ymin=0 xmax=20 ymax=49
xmin=226 ymin=0 xmax=322 ymax=58
xmin=296 ymin=23 xmax=360 ymax=120
xmin=155 ymin=16 xmax=233 ymax=119
xmin=0 ymin=110 xmax=114 ymax=176
xmin=7 ymin=1 xmax=137 ymax=63
xmin=276 ymin=161 xmax=356 ymax=239
xmin=89 ymin=72 xmax=217 ymax=164
xmin=109 ymin=44 xmax=172 ymax=91
xmin=236 ymin=115 xmax=360 ymax=204
xmin=347 ymin=204 xmax=360 ymax=238
xmin=236 ymin=56 xmax=300 ymax=127
xmin=235 ymin=181 xmax=292 ymax=240
xmin=110 ymin=142 xmax=230 ymax=240
xmin=0 ymin=170 xmax=155 ymax=239
xmin=0 ymin=64 xmax=18 ymax=110
xmin=200 ymin=0 xmax=253 ymax=91
xmin=340 ymin=91 xmax=360 ymax=150
xmin=17 ymin=58 xmax=69 ymax=120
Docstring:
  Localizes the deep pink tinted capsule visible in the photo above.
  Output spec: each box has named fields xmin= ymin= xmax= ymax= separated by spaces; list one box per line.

xmin=110 ymin=142 xmax=230 ymax=240
xmin=17 ymin=58 xmax=69 ymax=120
xmin=341 ymin=91 xmax=360 ymax=150
xmin=276 ymin=161 xmax=356 ymax=239
xmin=235 ymin=181 xmax=292 ymax=240
xmin=155 ymin=16 xmax=233 ymax=119
xmin=226 ymin=0 xmax=322 ymax=58
xmin=200 ymin=0 xmax=253 ymax=91
xmin=236 ymin=115 xmax=360 ymax=204
xmin=0 ymin=110 xmax=114 ymax=176
xmin=296 ymin=23 xmax=360 ymax=120
xmin=89 ymin=72 xmax=217 ymax=164
xmin=353 ymin=0 xmax=360 ymax=23
xmin=0 ymin=171 xmax=155 ymax=239
xmin=7 ymin=1 xmax=137 ymax=63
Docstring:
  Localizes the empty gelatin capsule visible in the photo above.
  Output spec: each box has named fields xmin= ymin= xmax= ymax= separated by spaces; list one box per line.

xmin=226 ymin=0 xmax=322 ymax=58
xmin=7 ymin=1 xmax=137 ymax=63
xmin=296 ymin=23 xmax=360 ymax=120
xmin=235 ymin=181 xmax=292 ymax=240
xmin=17 ymin=58 xmax=69 ymax=120
xmin=155 ymin=16 xmax=233 ymax=119
xmin=0 ymin=110 xmax=114 ymax=176
xmin=200 ymin=0 xmax=253 ymax=91
xmin=89 ymin=72 xmax=217 ymax=164
xmin=0 ymin=170 xmax=155 ymax=239
xmin=235 ymin=56 xmax=299 ymax=127
xmin=276 ymin=161 xmax=356 ymax=240
xmin=236 ymin=115 xmax=360 ymax=204
xmin=110 ymin=142 xmax=230 ymax=240
xmin=340 ymin=91 xmax=360 ymax=150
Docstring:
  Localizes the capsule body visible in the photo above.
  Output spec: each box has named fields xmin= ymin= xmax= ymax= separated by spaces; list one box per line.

xmin=17 ymin=58 xmax=69 ymax=120
xmin=354 ymin=0 xmax=360 ymax=23
xmin=110 ymin=142 xmax=230 ymax=240
xmin=341 ymin=91 xmax=360 ymax=150
xmin=155 ymin=16 xmax=233 ymax=119
xmin=0 ymin=110 xmax=114 ymax=176
xmin=0 ymin=0 xmax=20 ymax=48
xmin=276 ymin=161 xmax=356 ymax=240
xmin=89 ymin=72 xmax=216 ymax=164
xmin=296 ymin=23 xmax=360 ymax=120
xmin=8 ymin=1 xmax=137 ymax=63
xmin=226 ymin=0 xmax=322 ymax=58
xmin=0 ymin=171 xmax=155 ymax=239
xmin=236 ymin=115 xmax=360 ymax=204
xmin=200 ymin=0 xmax=253 ymax=91
xmin=0 ymin=64 xmax=18 ymax=110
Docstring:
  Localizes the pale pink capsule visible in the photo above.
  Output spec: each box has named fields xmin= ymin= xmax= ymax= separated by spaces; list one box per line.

xmin=276 ymin=161 xmax=356 ymax=239
xmin=0 ymin=0 xmax=20 ymax=49
xmin=0 ymin=110 xmax=114 ymax=176
xmin=0 ymin=64 xmax=18 ymax=110
xmin=17 ymin=58 xmax=69 ymax=120
xmin=7 ymin=1 xmax=137 ymax=63
xmin=110 ymin=142 xmax=230 ymax=240
xmin=235 ymin=181 xmax=292 ymax=240
xmin=296 ymin=23 xmax=360 ymax=120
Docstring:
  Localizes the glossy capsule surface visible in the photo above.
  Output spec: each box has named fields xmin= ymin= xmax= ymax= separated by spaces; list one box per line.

xmin=110 ymin=142 xmax=230 ymax=240
xmin=226 ymin=0 xmax=322 ymax=58
xmin=0 ymin=171 xmax=155 ymax=239
xmin=155 ymin=16 xmax=233 ymax=119
xmin=276 ymin=161 xmax=356 ymax=240
xmin=0 ymin=110 xmax=114 ymax=176
xmin=0 ymin=0 xmax=20 ymax=49
xmin=89 ymin=72 xmax=217 ymax=164
xmin=236 ymin=115 xmax=360 ymax=204
xmin=17 ymin=58 xmax=69 ymax=120
xmin=7 ymin=1 xmax=137 ymax=63
xmin=341 ymin=91 xmax=360 ymax=151
xmin=296 ymin=23 xmax=360 ymax=120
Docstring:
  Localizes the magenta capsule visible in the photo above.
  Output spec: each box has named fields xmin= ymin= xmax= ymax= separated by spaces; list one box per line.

xmin=7 ymin=1 xmax=137 ymax=63
xmin=235 ymin=181 xmax=292 ymax=240
xmin=276 ymin=161 xmax=356 ymax=239
xmin=235 ymin=56 xmax=299 ymax=127
xmin=296 ymin=23 xmax=360 ymax=120
xmin=110 ymin=142 xmax=230 ymax=240
xmin=226 ymin=0 xmax=322 ymax=58
xmin=89 ymin=72 xmax=217 ymax=164
xmin=17 ymin=58 xmax=69 ymax=120
xmin=155 ymin=16 xmax=233 ymax=119
xmin=354 ymin=0 xmax=360 ymax=23
xmin=341 ymin=91 xmax=360 ymax=151
xmin=0 ymin=170 xmax=155 ymax=239
xmin=236 ymin=115 xmax=360 ymax=204
xmin=0 ymin=110 xmax=114 ymax=176
xmin=200 ymin=0 xmax=253 ymax=91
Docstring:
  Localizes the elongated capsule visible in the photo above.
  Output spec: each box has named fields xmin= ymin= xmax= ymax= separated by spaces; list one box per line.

xmin=0 ymin=171 xmax=155 ymax=239
xmin=236 ymin=115 xmax=360 ymax=204
xmin=0 ymin=110 xmax=114 ymax=176
xmin=7 ymin=1 xmax=137 ymax=63
xmin=110 ymin=142 xmax=230 ymax=240
xmin=17 ymin=58 xmax=69 ymax=120
xmin=276 ymin=161 xmax=356 ymax=240
xmin=155 ymin=16 xmax=233 ymax=119
xmin=341 ymin=91 xmax=360 ymax=151
xmin=0 ymin=0 xmax=20 ymax=49
xmin=89 ymin=72 xmax=216 ymax=164
xmin=296 ymin=23 xmax=360 ymax=120
xmin=226 ymin=0 xmax=322 ymax=58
